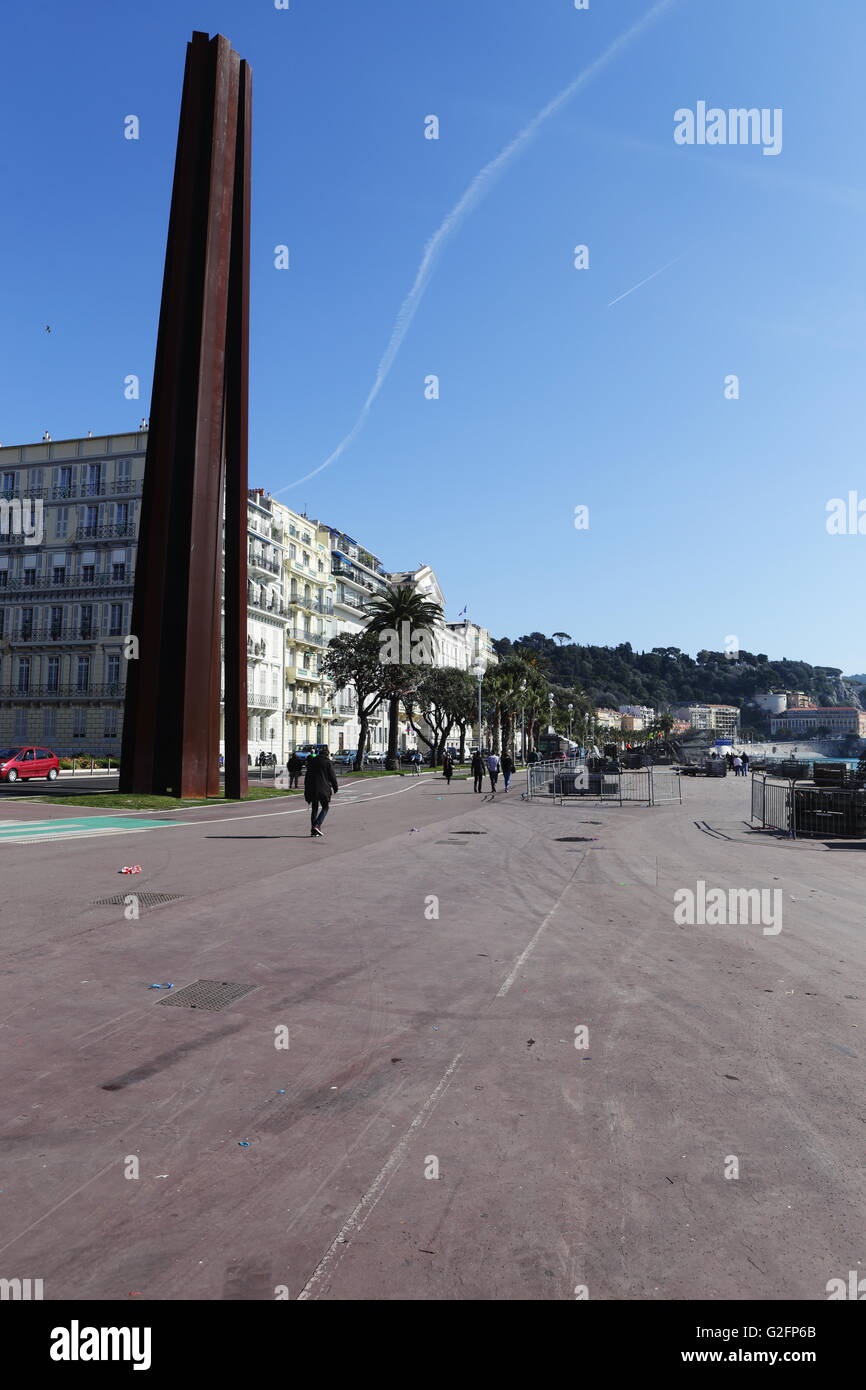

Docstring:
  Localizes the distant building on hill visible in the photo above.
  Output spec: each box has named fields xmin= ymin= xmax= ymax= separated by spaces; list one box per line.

xmin=769 ymin=707 xmax=866 ymax=737
xmin=676 ymin=703 xmax=739 ymax=737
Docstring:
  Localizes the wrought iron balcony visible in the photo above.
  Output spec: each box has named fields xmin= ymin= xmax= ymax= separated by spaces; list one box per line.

xmin=0 ymin=682 xmax=125 ymax=699
xmin=75 ymin=523 xmax=136 ymax=540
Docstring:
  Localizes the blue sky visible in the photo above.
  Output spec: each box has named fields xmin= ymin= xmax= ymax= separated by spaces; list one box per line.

xmin=1 ymin=0 xmax=864 ymax=671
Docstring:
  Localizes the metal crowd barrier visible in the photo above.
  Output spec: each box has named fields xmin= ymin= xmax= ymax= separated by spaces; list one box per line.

xmin=750 ymin=771 xmax=865 ymax=839
xmin=524 ymin=759 xmax=681 ymax=806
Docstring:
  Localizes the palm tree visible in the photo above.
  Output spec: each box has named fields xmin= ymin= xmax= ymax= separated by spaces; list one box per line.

xmin=552 ymin=632 xmax=573 ymax=646
xmin=364 ymin=583 xmax=444 ymax=769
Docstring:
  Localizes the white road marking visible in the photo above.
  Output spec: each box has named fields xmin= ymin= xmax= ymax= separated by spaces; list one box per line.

xmin=496 ymin=857 xmax=585 ymax=997
xmin=297 ymin=1052 xmax=463 ymax=1300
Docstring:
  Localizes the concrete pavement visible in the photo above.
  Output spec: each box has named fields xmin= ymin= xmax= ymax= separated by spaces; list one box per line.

xmin=0 ymin=771 xmax=862 ymax=1300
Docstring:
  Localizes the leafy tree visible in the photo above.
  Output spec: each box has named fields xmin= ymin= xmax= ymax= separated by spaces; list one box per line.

xmin=406 ymin=668 xmax=477 ymax=764
xmin=321 ymin=632 xmax=386 ymax=771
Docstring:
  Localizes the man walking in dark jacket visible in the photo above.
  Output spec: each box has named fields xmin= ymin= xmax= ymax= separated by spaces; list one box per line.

xmin=501 ymin=750 xmax=514 ymax=792
xmin=471 ymin=750 xmax=484 ymax=793
xmin=304 ymin=747 xmax=339 ymax=837
xmin=287 ymin=751 xmax=303 ymax=789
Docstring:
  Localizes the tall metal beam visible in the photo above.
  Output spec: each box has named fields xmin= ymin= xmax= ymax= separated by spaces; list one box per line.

xmin=120 ymin=32 xmax=250 ymax=798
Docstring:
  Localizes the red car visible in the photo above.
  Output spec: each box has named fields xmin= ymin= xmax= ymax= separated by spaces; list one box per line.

xmin=0 ymin=746 xmax=60 ymax=783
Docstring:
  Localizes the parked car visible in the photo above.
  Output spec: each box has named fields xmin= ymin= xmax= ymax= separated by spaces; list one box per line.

xmin=333 ymin=750 xmax=358 ymax=765
xmin=365 ymin=750 xmax=386 ymax=764
xmin=0 ymin=746 xmax=60 ymax=783
xmin=297 ymin=743 xmax=329 ymax=760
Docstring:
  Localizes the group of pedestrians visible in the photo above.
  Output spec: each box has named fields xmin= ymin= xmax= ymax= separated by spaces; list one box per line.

xmin=470 ymin=749 xmax=515 ymax=793
xmin=297 ymin=743 xmax=523 ymax=843
xmin=711 ymin=750 xmax=750 ymax=776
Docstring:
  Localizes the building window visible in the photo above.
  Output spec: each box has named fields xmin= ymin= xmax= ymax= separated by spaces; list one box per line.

xmin=0 ymin=570 xmax=7 ymax=589
xmin=109 ymin=604 xmax=122 ymax=635
xmin=21 ymin=608 xmax=33 ymax=640
xmin=106 ymin=654 xmax=121 ymax=687
xmin=17 ymin=658 xmax=31 ymax=694
xmin=50 ymin=607 xmax=62 ymax=639
xmin=85 ymin=464 xmax=101 ymax=497
xmin=104 ymin=708 xmax=118 ymax=738
xmin=73 ymin=709 xmax=87 ymax=739
xmin=23 ymin=568 xmax=35 ymax=587
xmin=0 ymin=612 xmax=4 ymax=639
xmin=46 ymin=656 xmax=59 ymax=692
xmin=112 ymin=562 xmax=125 ymax=582
xmin=81 ymin=563 xmax=94 ymax=583
xmin=84 ymin=505 xmax=98 ymax=530
xmin=14 ymin=707 xmax=27 ymax=739
xmin=2 ymin=471 xmax=15 ymax=494
xmin=53 ymin=565 xmax=65 ymax=584
xmin=55 ymin=508 xmax=68 ymax=538
xmin=80 ymin=605 xmax=93 ymax=639
xmin=42 ymin=708 xmax=57 ymax=740
xmin=116 ymin=502 xmax=129 ymax=527
xmin=76 ymin=656 xmax=90 ymax=693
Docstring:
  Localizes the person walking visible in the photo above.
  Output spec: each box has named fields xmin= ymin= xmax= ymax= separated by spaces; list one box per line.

xmin=732 ymin=754 xmax=743 ymax=777
xmin=487 ymin=750 xmax=501 ymax=793
xmin=527 ymin=748 xmax=538 ymax=766
xmin=725 ymin=751 xmax=734 ymax=771
xmin=471 ymin=749 xmax=484 ymax=793
xmin=304 ymin=746 xmax=339 ymax=837
xmin=741 ymin=752 xmax=749 ymax=773
xmin=501 ymin=749 xmax=514 ymax=792
xmin=287 ymin=751 xmax=303 ymax=789
xmin=442 ymin=750 xmax=453 ymax=786
xmin=411 ymin=750 xmax=422 ymax=776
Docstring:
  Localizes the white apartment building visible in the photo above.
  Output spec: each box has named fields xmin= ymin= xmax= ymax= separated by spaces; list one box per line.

xmin=0 ymin=433 xmax=495 ymax=764
xmin=242 ymin=493 xmax=338 ymax=759
xmin=676 ymin=703 xmax=740 ymax=737
xmin=316 ymin=524 xmax=390 ymax=756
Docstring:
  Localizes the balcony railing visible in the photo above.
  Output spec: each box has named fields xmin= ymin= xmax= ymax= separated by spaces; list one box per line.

xmin=290 ymin=703 xmax=321 ymax=717
xmin=248 ymin=552 xmax=281 ymax=575
xmin=289 ymin=593 xmax=333 ymax=615
xmin=0 ymin=479 xmax=142 ymax=501
xmin=248 ymin=693 xmax=280 ymax=708
xmin=335 ymin=591 xmax=368 ymax=612
xmin=0 ymin=682 xmax=125 ymax=699
xmin=247 ymin=595 xmax=289 ymax=618
xmin=75 ymin=523 xmax=136 ymax=540
xmin=0 ymin=572 xmax=132 ymax=593
xmin=288 ymin=629 xmax=327 ymax=647
xmin=10 ymin=625 xmax=105 ymax=643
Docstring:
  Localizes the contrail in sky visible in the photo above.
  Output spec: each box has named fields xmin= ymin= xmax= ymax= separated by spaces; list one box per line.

xmin=608 ymin=252 xmax=686 ymax=307
xmin=278 ymin=0 xmax=680 ymax=492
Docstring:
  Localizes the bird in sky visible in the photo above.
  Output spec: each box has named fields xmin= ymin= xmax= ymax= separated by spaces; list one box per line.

xmin=44 ymin=324 xmax=52 ymax=333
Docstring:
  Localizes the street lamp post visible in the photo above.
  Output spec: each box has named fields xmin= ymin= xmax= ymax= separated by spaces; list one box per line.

xmin=475 ymin=662 xmax=485 ymax=754
xmin=568 ymin=702 xmax=574 ymax=742
xmin=520 ymin=678 xmax=527 ymax=763
xmin=549 ymin=692 xmax=555 ymax=730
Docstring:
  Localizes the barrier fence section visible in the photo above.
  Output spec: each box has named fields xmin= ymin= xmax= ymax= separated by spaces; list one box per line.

xmin=525 ymin=760 xmax=681 ymax=806
xmin=750 ymin=772 xmax=866 ymax=838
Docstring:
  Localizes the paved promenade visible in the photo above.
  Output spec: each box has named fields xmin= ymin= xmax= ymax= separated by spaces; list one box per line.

xmin=0 ymin=772 xmax=862 ymax=1300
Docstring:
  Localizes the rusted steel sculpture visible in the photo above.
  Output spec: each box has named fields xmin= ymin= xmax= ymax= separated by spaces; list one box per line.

xmin=120 ymin=32 xmax=251 ymax=799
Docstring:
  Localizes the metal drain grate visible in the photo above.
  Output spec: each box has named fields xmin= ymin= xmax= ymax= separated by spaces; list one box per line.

xmin=157 ymin=979 xmax=256 ymax=1012
xmin=93 ymin=892 xmax=184 ymax=910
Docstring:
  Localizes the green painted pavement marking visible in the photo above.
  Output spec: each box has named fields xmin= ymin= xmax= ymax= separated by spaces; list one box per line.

xmin=0 ymin=817 xmax=184 ymax=842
